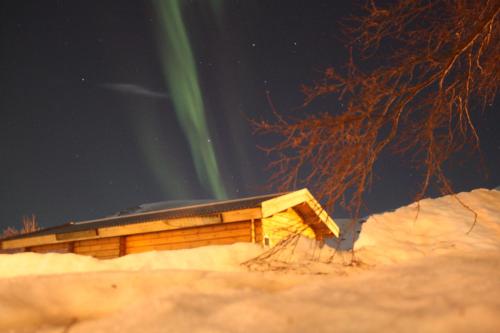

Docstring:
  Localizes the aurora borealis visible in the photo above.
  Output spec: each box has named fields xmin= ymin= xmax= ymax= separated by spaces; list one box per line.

xmin=1 ymin=1 xmax=499 ymax=230
xmin=153 ymin=0 xmax=226 ymax=199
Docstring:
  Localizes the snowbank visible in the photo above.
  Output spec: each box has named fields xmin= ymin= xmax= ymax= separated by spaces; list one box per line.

xmin=0 ymin=242 xmax=264 ymax=278
xmin=354 ymin=188 xmax=500 ymax=265
xmin=0 ymin=188 xmax=499 ymax=333
xmin=1 ymin=251 xmax=499 ymax=333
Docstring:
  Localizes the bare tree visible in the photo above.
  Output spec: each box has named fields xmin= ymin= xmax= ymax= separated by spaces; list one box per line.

xmin=1 ymin=226 xmax=19 ymax=239
xmin=1 ymin=214 xmax=40 ymax=240
xmin=21 ymin=214 xmax=39 ymax=233
xmin=255 ymin=0 xmax=499 ymax=217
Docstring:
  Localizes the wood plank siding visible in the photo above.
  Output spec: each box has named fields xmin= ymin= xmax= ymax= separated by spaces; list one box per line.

xmin=74 ymin=237 xmax=121 ymax=259
xmin=125 ymin=221 xmax=256 ymax=254
xmin=28 ymin=242 xmax=72 ymax=254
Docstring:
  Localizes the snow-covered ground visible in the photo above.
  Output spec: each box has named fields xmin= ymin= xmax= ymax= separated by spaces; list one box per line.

xmin=1 ymin=189 xmax=499 ymax=333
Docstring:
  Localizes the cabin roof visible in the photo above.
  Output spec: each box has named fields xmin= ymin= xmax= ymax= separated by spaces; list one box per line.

xmin=4 ymin=192 xmax=284 ymax=241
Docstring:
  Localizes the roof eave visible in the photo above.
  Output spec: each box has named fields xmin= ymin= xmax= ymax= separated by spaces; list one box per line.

xmin=261 ymin=188 xmax=340 ymax=237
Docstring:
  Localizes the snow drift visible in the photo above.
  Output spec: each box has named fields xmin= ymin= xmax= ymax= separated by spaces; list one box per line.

xmin=354 ymin=188 xmax=500 ymax=264
xmin=0 ymin=242 xmax=264 ymax=279
xmin=1 ymin=188 xmax=499 ymax=333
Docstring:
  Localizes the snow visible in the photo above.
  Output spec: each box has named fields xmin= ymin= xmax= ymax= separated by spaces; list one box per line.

xmin=354 ymin=188 xmax=500 ymax=265
xmin=0 ymin=243 xmax=263 ymax=279
xmin=1 ymin=189 xmax=499 ymax=333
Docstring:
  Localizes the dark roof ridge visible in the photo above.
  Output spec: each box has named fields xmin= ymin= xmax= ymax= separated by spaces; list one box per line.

xmin=75 ymin=192 xmax=286 ymax=225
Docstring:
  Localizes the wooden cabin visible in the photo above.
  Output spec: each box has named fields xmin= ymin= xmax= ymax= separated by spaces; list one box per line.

xmin=0 ymin=189 xmax=339 ymax=259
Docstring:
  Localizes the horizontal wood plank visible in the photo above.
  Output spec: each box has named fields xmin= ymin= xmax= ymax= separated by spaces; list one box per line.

xmin=29 ymin=242 xmax=71 ymax=253
xmin=74 ymin=237 xmax=120 ymax=247
xmin=74 ymin=243 xmax=120 ymax=252
xmin=97 ymin=255 xmax=120 ymax=260
xmin=98 ymin=215 xmax=221 ymax=238
xmin=221 ymin=208 xmax=262 ymax=223
xmin=76 ymin=249 xmax=120 ymax=258
xmin=126 ymin=221 xmax=251 ymax=242
xmin=126 ymin=228 xmax=251 ymax=248
xmin=126 ymin=234 xmax=251 ymax=254
xmin=2 ymin=235 xmax=57 ymax=249
xmin=56 ymin=229 xmax=97 ymax=241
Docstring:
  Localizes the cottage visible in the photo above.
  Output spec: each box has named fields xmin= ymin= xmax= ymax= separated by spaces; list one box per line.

xmin=0 ymin=188 xmax=339 ymax=259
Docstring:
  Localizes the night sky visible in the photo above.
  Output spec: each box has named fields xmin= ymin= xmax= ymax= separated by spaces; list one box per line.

xmin=1 ymin=1 xmax=499 ymax=231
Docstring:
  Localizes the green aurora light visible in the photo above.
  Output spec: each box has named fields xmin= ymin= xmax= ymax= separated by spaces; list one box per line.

xmin=153 ymin=0 xmax=227 ymax=199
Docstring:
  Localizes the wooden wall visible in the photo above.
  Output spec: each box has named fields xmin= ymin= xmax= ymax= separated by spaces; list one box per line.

xmin=74 ymin=237 xmax=121 ymax=259
xmin=261 ymin=208 xmax=316 ymax=247
xmin=125 ymin=221 xmax=255 ymax=254
xmin=28 ymin=242 xmax=72 ymax=254
xmin=19 ymin=219 xmax=265 ymax=259
xmin=28 ymin=237 xmax=122 ymax=259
